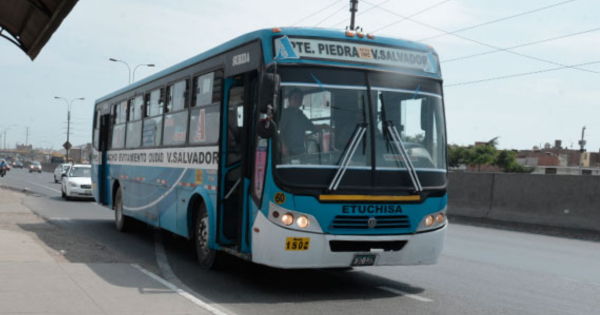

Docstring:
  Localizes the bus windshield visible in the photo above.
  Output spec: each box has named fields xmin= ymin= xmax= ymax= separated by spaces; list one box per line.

xmin=273 ymin=67 xmax=446 ymax=192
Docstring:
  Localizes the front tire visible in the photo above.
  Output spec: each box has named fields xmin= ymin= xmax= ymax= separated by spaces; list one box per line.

xmin=54 ymin=175 xmax=58 ymax=183
xmin=194 ymin=203 xmax=220 ymax=269
xmin=114 ymin=187 xmax=130 ymax=232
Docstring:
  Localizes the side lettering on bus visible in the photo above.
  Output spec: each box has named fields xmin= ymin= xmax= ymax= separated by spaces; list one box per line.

xmin=342 ymin=205 xmax=403 ymax=214
xmin=106 ymin=147 xmax=219 ymax=170
xmin=232 ymin=52 xmax=250 ymax=67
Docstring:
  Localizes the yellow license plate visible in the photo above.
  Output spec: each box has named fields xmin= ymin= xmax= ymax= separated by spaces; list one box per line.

xmin=285 ymin=237 xmax=310 ymax=251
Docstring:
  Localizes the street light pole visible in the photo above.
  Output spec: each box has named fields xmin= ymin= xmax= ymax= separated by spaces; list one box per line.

xmin=109 ymin=58 xmax=132 ymax=84
xmin=0 ymin=124 xmax=18 ymax=150
xmin=54 ymin=97 xmax=85 ymax=162
xmin=133 ymin=63 xmax=155 ymax=82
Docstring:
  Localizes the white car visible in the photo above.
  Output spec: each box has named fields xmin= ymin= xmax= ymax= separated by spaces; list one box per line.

xmin=61 ymin=164 xmax=93 ymax=200
xmin=54 ymin=163 xmax=72 ymax=183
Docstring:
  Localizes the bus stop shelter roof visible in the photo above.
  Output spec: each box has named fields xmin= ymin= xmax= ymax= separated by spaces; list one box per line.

xmin=0 ymin=0 xmax=79 ymax=60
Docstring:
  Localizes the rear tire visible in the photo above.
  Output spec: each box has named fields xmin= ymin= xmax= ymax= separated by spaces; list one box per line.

xmin=114 ymin=188 xmax=131 ymax=232
xmin=54 ymin=175 xmax=58 ymax=183
xmin=194 ymin=203 xmax=220 ymax=269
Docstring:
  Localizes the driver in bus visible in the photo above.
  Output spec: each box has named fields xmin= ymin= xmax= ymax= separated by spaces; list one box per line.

xmin=280 ymin=88 xmax=330 ymax=156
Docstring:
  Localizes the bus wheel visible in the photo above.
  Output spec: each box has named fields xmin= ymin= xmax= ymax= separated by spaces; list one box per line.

xmin=114 ymin=188 xmax=130 ymax=232
xmin=194 ymin=203 xmax=219 ymax=269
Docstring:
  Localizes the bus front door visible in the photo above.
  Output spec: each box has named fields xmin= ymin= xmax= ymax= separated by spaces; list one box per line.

xmin=219 ymin=74 xmax=255 ymax=250
xmin=98 ymin=114 xmax=111 ymax=205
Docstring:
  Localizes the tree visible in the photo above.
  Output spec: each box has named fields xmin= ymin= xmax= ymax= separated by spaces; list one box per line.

xmin=466 ymin=143 xmax=497 ymax=171
xmin=448 ymin=144 xmax=468 ymax=168
xmin=495 ymin=150 xmax=534 ymax=173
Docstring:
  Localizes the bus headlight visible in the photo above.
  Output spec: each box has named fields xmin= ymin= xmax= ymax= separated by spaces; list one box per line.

xmin=425 ymin=215 xmax=434 ymax=227
xmin=416 ymin=208 xmax=447 ymax=232
xmin=281 ymin=213 xmax=294 ymax=226
xmin=268 ymin=202 xmax=323 ymax=233
xmin=296 ymin=215 xmax=310 ymax=229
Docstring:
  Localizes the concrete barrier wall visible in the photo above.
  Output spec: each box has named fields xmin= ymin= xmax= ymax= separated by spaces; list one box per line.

xmin=448 ymin=173 xmax=600 ymax=232
xmin=42 ymin=163 xmax=61 ymax=173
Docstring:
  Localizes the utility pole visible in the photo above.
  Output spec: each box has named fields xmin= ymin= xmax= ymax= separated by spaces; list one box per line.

xmin=349 ymin=0 xmax=359 ymax=31
xmin=25 ymin=126 xmax=29 ymax=146
xmin=54 ymin=97 xmax=85 ymax=162
xmin=578 ymin=126 xmax=586 ymax=175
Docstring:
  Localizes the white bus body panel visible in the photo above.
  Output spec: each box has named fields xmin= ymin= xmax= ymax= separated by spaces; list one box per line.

xmin=251 ymin=211 xmax=446 ymax=269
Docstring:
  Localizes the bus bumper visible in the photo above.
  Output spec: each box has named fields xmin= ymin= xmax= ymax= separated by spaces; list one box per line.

xmin=251 ymin=211 xmax=446 ymax=269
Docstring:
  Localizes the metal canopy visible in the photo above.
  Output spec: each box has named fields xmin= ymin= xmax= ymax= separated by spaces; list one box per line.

xmin=0 ymin=0 xmax=79 ymax=60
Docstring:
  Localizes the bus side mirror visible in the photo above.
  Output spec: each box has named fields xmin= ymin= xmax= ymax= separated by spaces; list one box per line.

xmin=258 ymin=73 xmax=280 ymax=114
xmin=257 ymin=118 xmax=276 ymax=138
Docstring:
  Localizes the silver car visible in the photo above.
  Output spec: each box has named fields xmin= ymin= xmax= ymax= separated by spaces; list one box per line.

xmin=29 ymin=161 xmax=42 ymax=173
xmin=54 ymin=163 xmax=72 ymax=183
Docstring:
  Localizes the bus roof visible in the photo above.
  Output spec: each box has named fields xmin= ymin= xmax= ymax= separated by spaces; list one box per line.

xmin=97 ymin=27 xmax=439 ymax=104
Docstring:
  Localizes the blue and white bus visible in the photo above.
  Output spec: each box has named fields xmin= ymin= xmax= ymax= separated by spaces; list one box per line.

xmin=91 ymin=27 xmax=447 ymax=269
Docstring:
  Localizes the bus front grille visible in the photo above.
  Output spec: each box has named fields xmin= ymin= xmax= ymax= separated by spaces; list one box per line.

xmin=329 ymin=240 xmax=407 ymax=252
xmin=330 ymin=215 xmax=410 ymax=230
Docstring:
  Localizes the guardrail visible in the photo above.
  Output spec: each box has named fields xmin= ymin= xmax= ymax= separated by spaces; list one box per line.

xmin=448 ymin=172 xmax=600 ymax=232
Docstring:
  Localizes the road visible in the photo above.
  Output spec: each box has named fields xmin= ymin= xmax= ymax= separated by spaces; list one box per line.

xmin=1 ymin=168 xmax=599 ymax=315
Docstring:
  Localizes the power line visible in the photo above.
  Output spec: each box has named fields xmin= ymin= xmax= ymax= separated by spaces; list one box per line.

xmin=315 ymin=2 xmax=350 ymax=27
xmin=291 ymin=0 xmax=344 ymax=26
xmin=371 ymin=0 xmax=453 ymax=33
xmin=419 ymin=0 xmax=579 ymax=42
xmin=362 ymin=0 xmax=599 ymax=75
xmin=445 ymin=59 xmax=600 ymax=88
xmin=329 ymin=0 xmax=396 ymax=28
xmin=443 ymin=26 xmax=600 ymax=63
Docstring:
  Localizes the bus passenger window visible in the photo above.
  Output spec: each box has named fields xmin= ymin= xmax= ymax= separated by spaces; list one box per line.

xmin=126 ymin=96 xmax=144 ymax=148
xmin=111 ymin=101 xmax=127 ymax=149
xmin=163 ymin=111 xmax=188 ymax=146
xmin=143 ymin=88 xmax=164 ymax=147
xmin=167 ymin=79 xmax=188 ymax=113
xmin=189 ymin=70 xmax=223 ymax=146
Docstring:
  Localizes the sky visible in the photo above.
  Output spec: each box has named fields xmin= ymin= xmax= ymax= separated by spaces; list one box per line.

xmin=1 ymin=0 xmax=599 ymax=152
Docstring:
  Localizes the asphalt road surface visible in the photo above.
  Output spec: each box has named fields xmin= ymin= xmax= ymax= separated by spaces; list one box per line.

xmin=1 ymin=168 xmax=599 ymax=315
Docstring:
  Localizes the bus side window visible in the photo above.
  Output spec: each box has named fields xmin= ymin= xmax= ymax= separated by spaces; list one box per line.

xmin=126 ymin=96 xmax=143 ymax=148
xmin=93 ymin=110 xmax=100 ymax=149
xmin=111 ymin=102 xmax=127 ymax=149
xmin=189 ymin=70 xmax=222 ymax=146
xmin=164 ymin=79 xmax=189 ymax=146
xmin=227 ymin=86 xmax=244 ymax=159
xmin=143 ymin=88 xmax=164 ymax=147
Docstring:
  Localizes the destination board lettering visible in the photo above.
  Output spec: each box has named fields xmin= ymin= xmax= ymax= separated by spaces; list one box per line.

xmin=275 ymin=36 xmax=437 ymax=74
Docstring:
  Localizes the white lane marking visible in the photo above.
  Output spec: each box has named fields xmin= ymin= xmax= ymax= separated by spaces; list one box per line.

xmin=378 ymin=286 xmax=434 ymax=302
xmin=132 ymin=263 xmax=231 ymax=315
xmin=28 ymin=182 xmax=61 ymax=193
xmin=6 ymin=176 xmax=61 ymax=193
xmin=152 ymin=231 xmax=235 ymax=315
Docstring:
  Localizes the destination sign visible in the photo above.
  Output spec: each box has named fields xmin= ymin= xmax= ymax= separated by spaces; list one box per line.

xmin=274 ymin=36 xmax=437 ymax=74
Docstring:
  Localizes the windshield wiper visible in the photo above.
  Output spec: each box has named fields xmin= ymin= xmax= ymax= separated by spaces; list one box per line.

xmin=328 ymin=96 xmax=368 ymax=191
xmin=380 ymin=93 xmax=423 ymax=193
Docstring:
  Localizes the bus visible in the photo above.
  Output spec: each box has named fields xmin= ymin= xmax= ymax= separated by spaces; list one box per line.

xmin=91 ymin=27 xmax=447 ymax=269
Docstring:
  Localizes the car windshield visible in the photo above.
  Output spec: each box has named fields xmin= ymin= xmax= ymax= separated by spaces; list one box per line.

xmin=32 ymin=162 xmax=40 ymax=165
xmin=70 ymin=167 xmax=91 ymax=178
